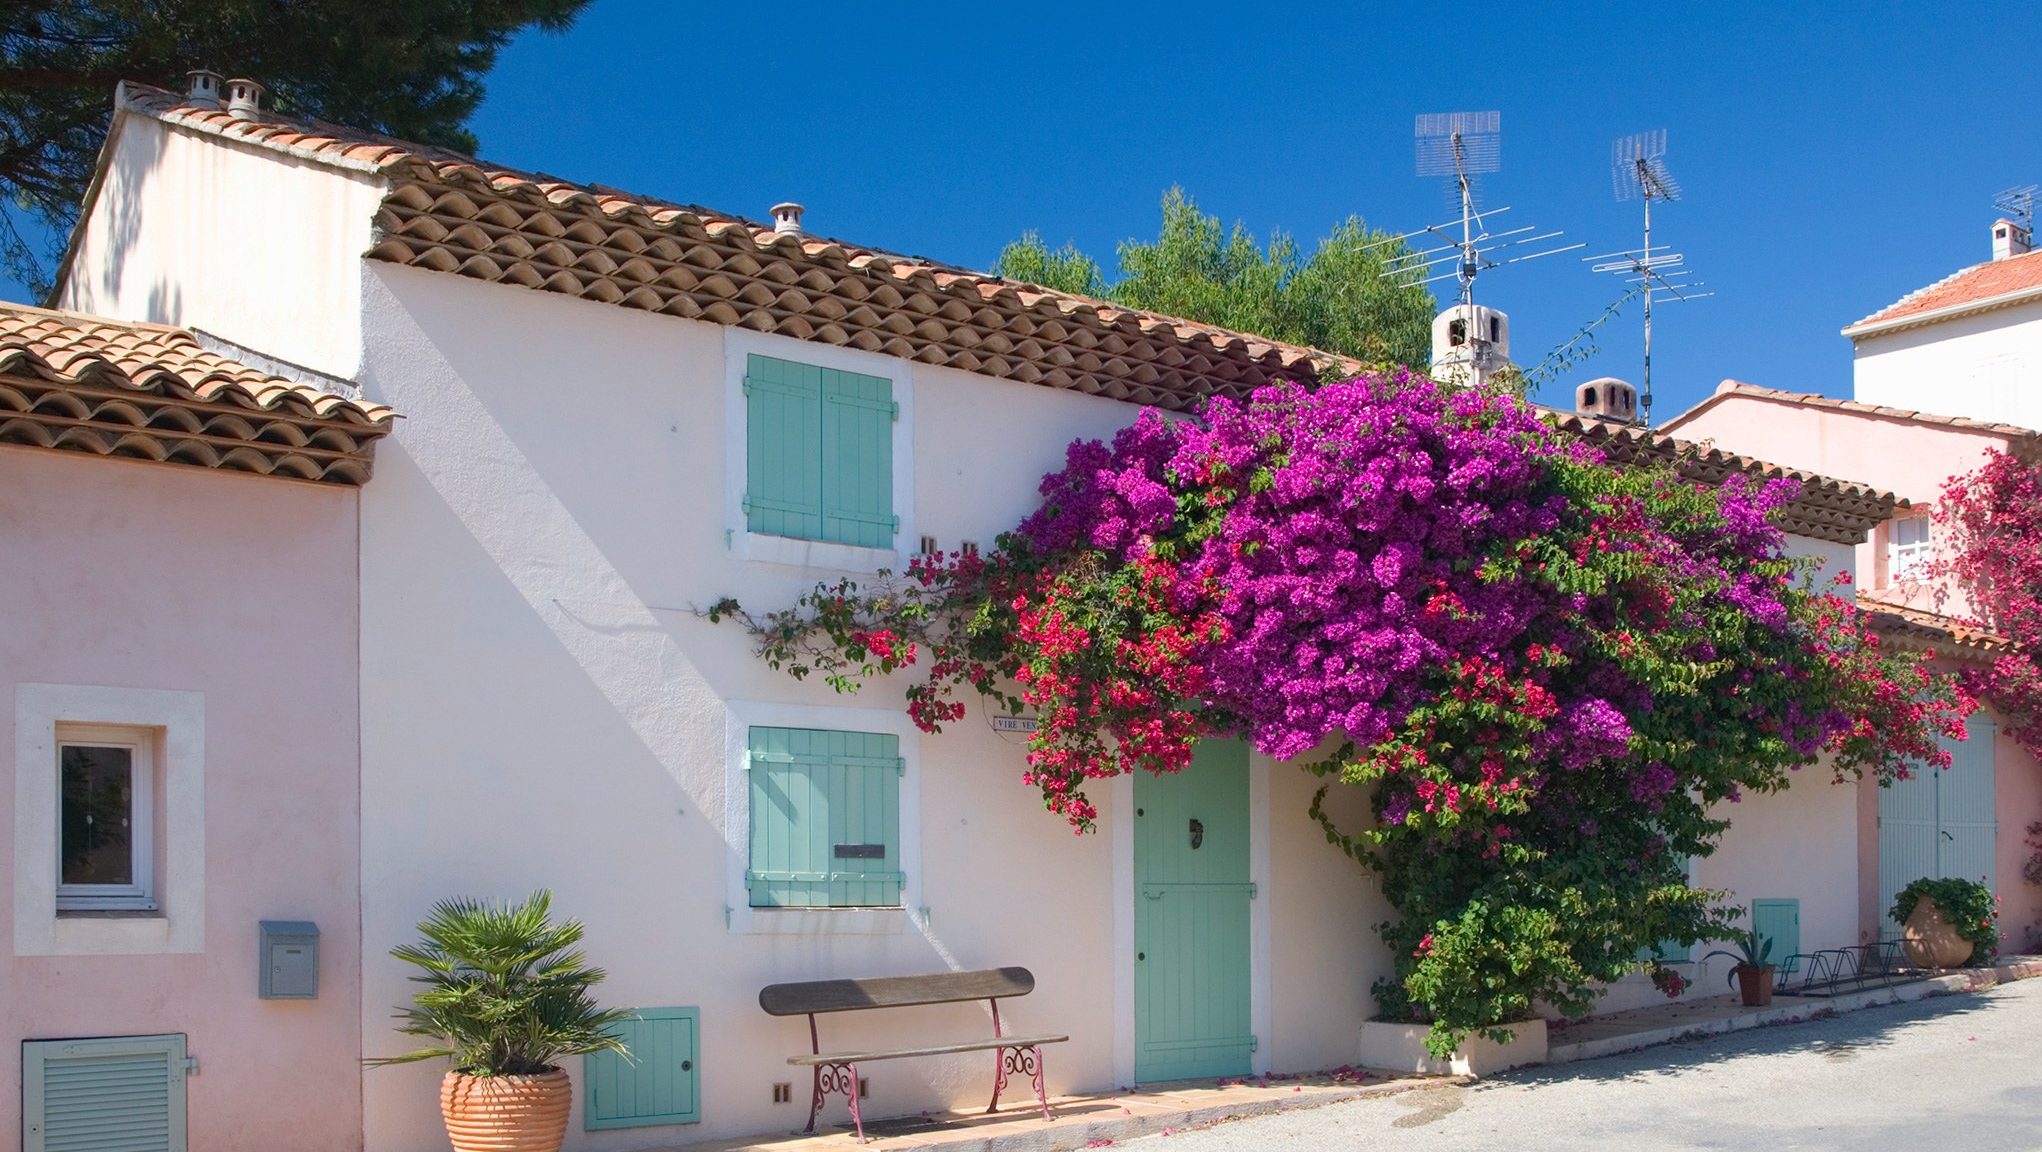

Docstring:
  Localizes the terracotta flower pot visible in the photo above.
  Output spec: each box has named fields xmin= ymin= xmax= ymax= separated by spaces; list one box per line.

xmin=440 ymin=1068 xmax=572 ymax=1152
xmin=1735 ymin=964 xmax=1774 ymax=1007
xmin=1902 ymin=897 xmax=1975 ymax=969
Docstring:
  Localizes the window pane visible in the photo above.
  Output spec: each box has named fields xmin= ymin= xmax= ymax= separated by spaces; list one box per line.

xmin=61 ymin=745 xmax=133 ymax=886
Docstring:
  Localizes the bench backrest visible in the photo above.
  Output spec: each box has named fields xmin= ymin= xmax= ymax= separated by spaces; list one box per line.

xmin=759 ymin=967 xmax=1035 ymax=1017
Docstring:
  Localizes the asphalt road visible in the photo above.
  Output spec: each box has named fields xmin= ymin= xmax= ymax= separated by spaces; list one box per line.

xmin=1147 ymin=979 xmax=2042 ymax=1151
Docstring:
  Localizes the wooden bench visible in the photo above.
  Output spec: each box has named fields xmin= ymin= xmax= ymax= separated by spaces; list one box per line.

xmin=759 ymin=966 xmax=1068 ymax=1141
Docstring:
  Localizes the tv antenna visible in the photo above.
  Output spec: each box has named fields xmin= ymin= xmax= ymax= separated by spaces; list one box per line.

xmin=1586 ymin=129 xmax=1713 ymax=423
xmin=1370 ymin=112 xmax=1582 ymax=307
xmin=1994 ymin=184 xmax=2037 ymax=232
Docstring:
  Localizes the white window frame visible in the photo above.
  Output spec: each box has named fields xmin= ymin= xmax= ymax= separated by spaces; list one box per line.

xmin=1889 ymin=514 xmax=1932 ymax=581
xmin=722 ymin=328 xmax=916 ymax=573
xmin=54 ymin=724 xmax=156 ymax=912
xmin=15 ymin=684 xmax=205 ymax=956
xmin=721 ymin=699 xmax=922 ymax=936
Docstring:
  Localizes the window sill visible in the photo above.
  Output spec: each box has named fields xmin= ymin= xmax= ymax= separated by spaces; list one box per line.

xmin=729 ymin=906 xmax=915 ymax=936
xmin=57 ymin=908 xmax=164 ymax=920
xmin=735 ymin=532 xmax=902 ymax=574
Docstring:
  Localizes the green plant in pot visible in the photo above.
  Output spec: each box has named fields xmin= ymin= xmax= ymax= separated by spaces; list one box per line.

xmin=1891 ymin=876 xmax=1997 ymax=969
xmin=371 ymin=890 xmax=633 ymax=1152
xmin=1700 ymin=929 xmax=1775 ymax=1007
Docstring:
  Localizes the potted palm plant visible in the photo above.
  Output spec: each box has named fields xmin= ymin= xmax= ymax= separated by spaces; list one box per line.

xmin=1701 ymin=929 xmax=1776 ymax=1007
xmin=371 ymin=891 xmax=633 ymax=1152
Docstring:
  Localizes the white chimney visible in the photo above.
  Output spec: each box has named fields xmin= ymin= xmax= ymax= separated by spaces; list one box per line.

xmin=225 ymin=77 xmax=265 ymax=118
xmin=1993 ymin=218 xmax=2032 ymax=261
xmin=1429 ymin=303 xmax=1510 ymax=390
xmin=770 ymin=202 xmax=805 ymax=236
xmin=1575 ymin=377 xmax=1639 ymax=423
xmin=186 ymin=69 xmax=224 ymax=109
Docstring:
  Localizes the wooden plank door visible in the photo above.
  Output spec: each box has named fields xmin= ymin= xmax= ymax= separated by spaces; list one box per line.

xmin=1134 ymin=740 xmax=1253 ymax=1083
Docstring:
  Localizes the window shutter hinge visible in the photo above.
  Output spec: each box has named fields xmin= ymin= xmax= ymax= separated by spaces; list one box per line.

xmin=890 ymin=515 xmax=901 ymax=533
xmin=890 ymin=400 xmax=899 ymax=420
xmin=1249 ymin=882 xmax=1259 ymax=899
xmin=1250 ymin=1036 xmax=1259 ymax=1053
xmin=184 ymin=1054 xmax=200 ymax=1076
xmin=894 ymin=757 xmax=906 ymax=776
xmin=744 ymin=871 xmax=758 ymax=890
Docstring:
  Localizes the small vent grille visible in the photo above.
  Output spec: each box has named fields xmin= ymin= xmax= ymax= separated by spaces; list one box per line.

xmin=919 ymin=535 xmax=938 ymax=555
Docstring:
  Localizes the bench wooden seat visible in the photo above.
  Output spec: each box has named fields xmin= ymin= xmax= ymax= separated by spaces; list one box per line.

xmin=760 ymin=966 xmax=1068 ymax=1141
xmin=787 ymin=1033 xmax=1070 ymax=1065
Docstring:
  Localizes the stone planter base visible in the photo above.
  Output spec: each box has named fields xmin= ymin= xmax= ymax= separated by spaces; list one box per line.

xmin=1359 ymin=1018 xmax=1548 ymax=1077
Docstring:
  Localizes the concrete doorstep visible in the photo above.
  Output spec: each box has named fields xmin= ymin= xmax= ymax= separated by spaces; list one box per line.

xmin=679 ymin=1070 xmax=1453 ymax=1152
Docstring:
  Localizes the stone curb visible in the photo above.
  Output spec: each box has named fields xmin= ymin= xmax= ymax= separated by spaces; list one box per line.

xmin=1546 ymin=955 xmax=2042 ymax=1064
xmin=704 ymin=1076 xmax=1460 ymax=1152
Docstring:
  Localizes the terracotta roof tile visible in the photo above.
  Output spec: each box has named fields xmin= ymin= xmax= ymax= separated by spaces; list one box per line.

xmin=101 ymin=83 xmax=1892 ymax=533
xmin=1855 ymin=594 xmax=2009 ymax=660
xmin=1662 ymin=380 xmax=2042 ymax=459
xmin=1545 ymin=409 xmax=1900 ymax=545
xmin=1844 ymin=247 xmax=2042 ymax=336
xmin=0 ymin=302 xmax=394 ymax=484
xmin=109 ymin=81 xmax=1361 ymax=411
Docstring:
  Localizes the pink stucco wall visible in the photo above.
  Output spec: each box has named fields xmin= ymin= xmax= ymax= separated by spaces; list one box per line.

xmin=0 ymin=446 xmax=363 ymax=1150
xmin=1666 ymin=389 xmax=2042 ymax=953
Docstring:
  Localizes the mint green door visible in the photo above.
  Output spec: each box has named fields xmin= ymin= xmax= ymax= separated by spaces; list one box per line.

xmin=1134 ymin=740 xmax=1253 ymax=1083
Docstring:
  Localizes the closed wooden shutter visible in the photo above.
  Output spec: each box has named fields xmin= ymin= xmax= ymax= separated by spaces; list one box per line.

xmin=1938 ymin=715 xmax=1998 ymax=891
xmin=743 ymin=354 xmax=824 ymax=540
xmin=1751 ymin=899 xmax=1800 ymax=963
xmin=584 ymin=1008 xmax=699 ymax=1130
xmin=819 ymin=367 xmax=896 ymax=548
xmin=23 ymin=1034 xmax=187 ymax=1152
xmin=747 ymin=726 xmax=903 ymax=908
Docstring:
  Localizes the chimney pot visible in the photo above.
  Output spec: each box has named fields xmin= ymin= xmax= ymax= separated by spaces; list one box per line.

xmin=770 ymin=202 xmax=805 ymax=236
xmin=1575 ymin=377 xmax=1639 ymax=424
xmin=186 ymin=69 xmax=224 ymax=109
xmin=225 ymin=77 xmax=265 ymax=118
xmin=1993 ymin=218 xmax=2032 ymax=261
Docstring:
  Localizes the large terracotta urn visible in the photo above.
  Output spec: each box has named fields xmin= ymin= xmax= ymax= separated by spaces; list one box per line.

xmin=1902 ymin=898 xmax=1975 ymax=969
xmin=440 ymin=1069 xmax=572 ymax=1152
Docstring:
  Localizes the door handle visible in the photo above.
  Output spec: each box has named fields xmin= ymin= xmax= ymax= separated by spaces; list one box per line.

xmin=1189 ymin=818 xmax=1204 ymax=850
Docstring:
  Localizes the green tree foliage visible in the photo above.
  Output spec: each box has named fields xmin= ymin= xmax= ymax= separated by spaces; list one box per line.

xmin=996 ymin=187 xmax=1437 ymax=369
xmin=0 ymin=0 xmax=592 ymax=291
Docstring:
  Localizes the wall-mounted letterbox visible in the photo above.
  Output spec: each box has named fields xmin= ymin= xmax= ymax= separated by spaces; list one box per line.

xmin=259 ymin=920 xmax=319 ymax=1000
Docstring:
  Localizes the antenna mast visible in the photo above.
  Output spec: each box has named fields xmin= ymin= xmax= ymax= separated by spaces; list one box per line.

xmin=1995 ymin=184 xmax=2038 ymax=234
xmin=1414 ymin=111 xmax=1501 ymax=308
xmin=1589 ymin=130 xmax=1713 ymax=424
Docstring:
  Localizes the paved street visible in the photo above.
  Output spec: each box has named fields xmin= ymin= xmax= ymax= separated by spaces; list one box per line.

xmin=1150 ymin=980 xmax=2042 ymax=1151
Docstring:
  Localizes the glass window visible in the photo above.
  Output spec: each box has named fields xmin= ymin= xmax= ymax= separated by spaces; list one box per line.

xmin=55 ymin=727 xmax=154 ymax=911
xmin=1889 ymin=516 xmax=1931 ymax=579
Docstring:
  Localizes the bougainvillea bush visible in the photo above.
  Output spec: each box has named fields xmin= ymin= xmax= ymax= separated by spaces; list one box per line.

xmin=1935 ymin=449 xmax=2042 ymax=755
xmin=713 ymin=370 xmax=1969 ymax=1055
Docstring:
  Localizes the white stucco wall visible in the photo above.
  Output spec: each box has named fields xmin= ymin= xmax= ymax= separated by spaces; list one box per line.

xmin=353 ymin=263 xmax=1388 ymax=1148
xmin=54 ymin=113 xmax=383 ymax=378
xmin=1852 ymin=301 xmax=2042 ymax=431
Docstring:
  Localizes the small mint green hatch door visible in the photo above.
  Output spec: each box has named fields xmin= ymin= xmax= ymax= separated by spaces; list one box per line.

xmin=1134 ymin=739 xmax=1253 ymax=1083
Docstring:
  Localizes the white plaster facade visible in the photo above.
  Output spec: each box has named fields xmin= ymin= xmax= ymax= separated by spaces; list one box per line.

xmin=1849 ymin=296 xmax=2042 ymax=431
xmin=50 ymin=100 xmax=1883 ymax=1149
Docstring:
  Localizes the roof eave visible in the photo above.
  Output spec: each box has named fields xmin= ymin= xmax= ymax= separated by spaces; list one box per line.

xmin=1843 ymin=281 xmax=2042 ymax=341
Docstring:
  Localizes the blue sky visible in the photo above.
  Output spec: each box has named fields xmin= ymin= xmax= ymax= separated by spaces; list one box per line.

xmin=14 ymin=2 xmax=2040 ymax=422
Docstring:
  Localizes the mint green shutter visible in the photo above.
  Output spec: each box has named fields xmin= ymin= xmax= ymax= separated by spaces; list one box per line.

xmin=585 ymin=1008 xmax=699 ymax=1130
xmin=24 ymin=1034 xmax=187 ymax=1152
xmin=820 ymin=367 xmax=896 ymax=548
xmin=1939 ymin=715 xmax=1998 ymax=890
xmin=1751 ymin=899 xmax=1800 ymax=963
xmin=747 ymin=727 xmax=902 ymax=908
xmin=744 ymin=354 xmax=824 ymax=540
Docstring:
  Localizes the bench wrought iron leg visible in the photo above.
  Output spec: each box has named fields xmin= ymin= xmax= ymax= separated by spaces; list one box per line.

xmin=988 ymin=1046 xmax=1009 ymax=1114
xmin=991 ymin=1045 xmax=1052 ymax=1122
xmin=808 ymin=1062 xmax=862 ymax=1139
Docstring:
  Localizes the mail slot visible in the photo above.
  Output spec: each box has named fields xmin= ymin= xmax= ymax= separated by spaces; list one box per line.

xmin=833 ymin=843 xmax=886 ymax=859
xmin=259 ymin=920 xmax=318 ymax=1000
